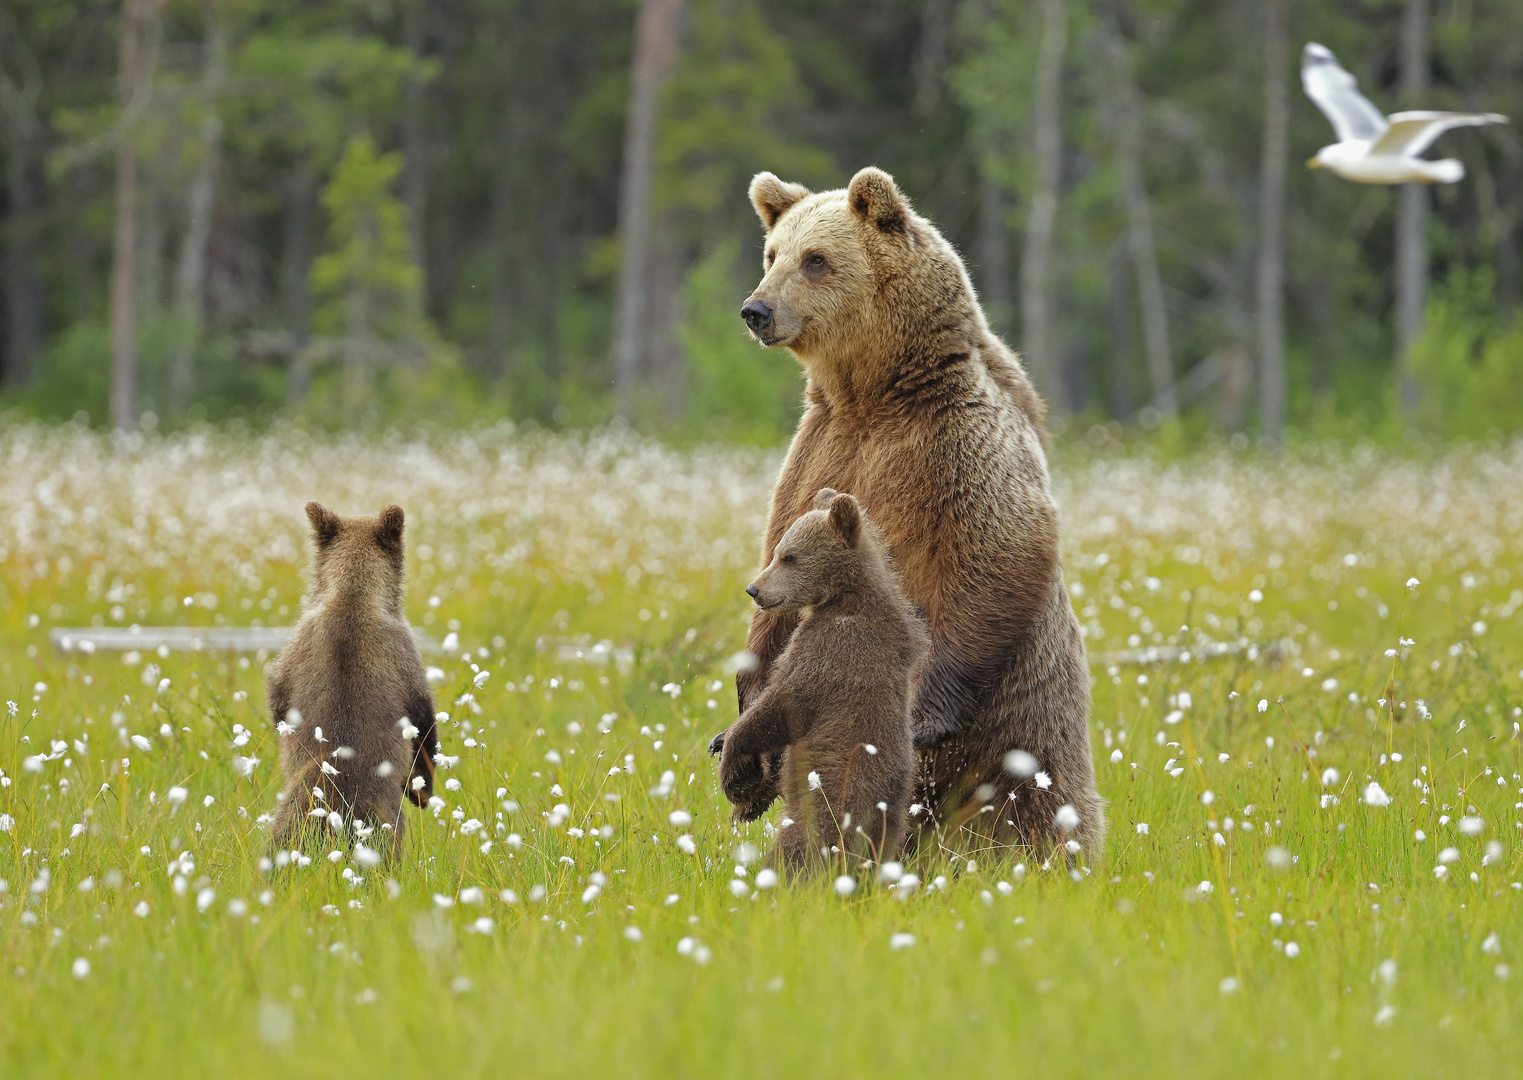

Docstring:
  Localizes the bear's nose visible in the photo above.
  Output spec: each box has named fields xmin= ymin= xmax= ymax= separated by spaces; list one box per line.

xmin=740 ymin=300 xmax=773 ymax=334
xmin=745 ymin=584 xmax=760 ymax=600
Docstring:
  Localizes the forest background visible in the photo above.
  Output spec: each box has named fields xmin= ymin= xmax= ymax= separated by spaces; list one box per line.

xmin=1 ymin=0 xmax=1520 ymax=447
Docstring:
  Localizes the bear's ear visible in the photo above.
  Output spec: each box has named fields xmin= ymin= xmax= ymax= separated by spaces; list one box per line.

xmin=376 ymin=504 xmax=405 ymax=552
xmin=827 ymin=493 xmax=862 ymax=548
xmin=811 ymin=487 xmax=839 ymax=511
xmin=847 ymin=167 xmax=908 ymax=235
xmin=750 ymin=172 xmax=811 ymax=232
xmin=306 ymin=501 xmax=340 ymax=546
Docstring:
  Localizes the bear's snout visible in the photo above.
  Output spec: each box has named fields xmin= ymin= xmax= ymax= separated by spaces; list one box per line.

xmin=740 ymin=299 xmax=774 ymax=335
xmin=745 ymin=583 xmax=760 ymax=601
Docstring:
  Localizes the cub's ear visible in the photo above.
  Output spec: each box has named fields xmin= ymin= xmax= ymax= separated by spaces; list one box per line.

xmin=750 ymin=172 xmax=811 ymax=232
xmin=827 ymin=493 xmax=862 ymax=548
xmin=811 ymin=486 xmax=840 ymax=511
xmin=377 ymin=504 xmax=405 ymax=551
xmin=306 ymin=501 xmax=340 ymax=546
xmin=847 ymin=167 xmax=908 ymax=235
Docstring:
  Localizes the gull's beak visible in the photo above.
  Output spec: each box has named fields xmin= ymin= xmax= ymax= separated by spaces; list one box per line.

xmin=1306 ymin=157 xmax=1322 ymax=169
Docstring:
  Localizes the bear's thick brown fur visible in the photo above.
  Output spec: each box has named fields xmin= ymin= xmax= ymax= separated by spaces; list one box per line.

xmin=717 ymin=166 xmax=1104 ymax=853
xmin=719 ymin=489 xmax=927 ymax=870
xmin=267 ymin=502 xmax=439 ymax=855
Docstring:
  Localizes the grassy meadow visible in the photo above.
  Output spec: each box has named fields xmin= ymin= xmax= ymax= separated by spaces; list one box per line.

xmin=1 ymin=422 xmax=1521 ymax=1077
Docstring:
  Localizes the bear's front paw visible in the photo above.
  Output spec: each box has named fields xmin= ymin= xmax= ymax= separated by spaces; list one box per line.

xmin=730 ymin=790 xmax=776 ymax=822
xmin=720 ymin=750 xmax=765 ymax=806
xmin=707 ymin=729 xmax=727 ymax=756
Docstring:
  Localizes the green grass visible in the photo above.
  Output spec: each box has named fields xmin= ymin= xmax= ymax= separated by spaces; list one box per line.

xmin=2 ymin=423 xmax=1521 ymax=1077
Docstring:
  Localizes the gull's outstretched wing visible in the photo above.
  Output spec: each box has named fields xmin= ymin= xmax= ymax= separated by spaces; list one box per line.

xmin=1301 ymin=42 xmax=1387 ymax=143
xmin=1369 ymin=110 xmax=1510 ymax=158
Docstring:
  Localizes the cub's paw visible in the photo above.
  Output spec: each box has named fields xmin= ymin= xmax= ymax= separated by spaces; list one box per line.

xmin=707 ymin=729 xmax=727 ymax=756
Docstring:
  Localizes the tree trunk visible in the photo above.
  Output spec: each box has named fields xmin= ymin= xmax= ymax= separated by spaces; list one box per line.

xmin=0 ymin=61 xmax=44 ymax=389
xmin=169 ymin=9 xmax=227 ymax=413
xmin=1255 ymin=0 xmax=1288 ymax=443
xmin=488 ymin=102 xmax=518 ymax=377
xmin=611 ymin=0 xmax=685 ymax=415
xmin=1110 ymin=25 xmax=1175 ymax=419
xmin=1105 ymin=240 xmax=1135 ymax=419
xmin=976 ymin=172 xmax=1012 ymax=338
xmin=282 ymin=161 xmax=317 ymax=405
xmin=402 ymin=0 xmax=428 ymax=304
xmin=911 ymin=0 xmax=953 ymax=118
xmin=1477 ymin=129 xmax=1521 ymax=323
xmin=646 ymin=232 xmax=685 ymax=417
xmin=1395 ymin=0 xmax=1428 ymax=414
xmin=1020 ymin=0 xmax=1067 ymax=411
xmin=110 ymin=0 xmax=160 ymax=432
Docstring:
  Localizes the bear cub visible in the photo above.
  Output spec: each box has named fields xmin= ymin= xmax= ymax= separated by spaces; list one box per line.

xmin=718 ymin=489 xmax=928 ymax=869
xmin=267 ymin=502 xmax=439 ymax=855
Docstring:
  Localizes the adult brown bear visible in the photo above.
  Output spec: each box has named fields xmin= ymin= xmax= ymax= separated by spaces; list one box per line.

xmin=711 ymin=167 xmax=1103 ymax=853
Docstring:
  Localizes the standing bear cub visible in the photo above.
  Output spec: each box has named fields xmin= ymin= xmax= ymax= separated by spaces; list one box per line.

xmin=719 ymin=489 xmax=928 ymax=870
xmin=267 ymin=502 xmax=439 ymax=855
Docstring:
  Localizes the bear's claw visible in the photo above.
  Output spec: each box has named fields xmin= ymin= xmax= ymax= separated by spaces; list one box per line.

xmin=912 ymin=721 xmax=956 ymax=751
xmin=707 ymin=730 xmax=726 ymax=756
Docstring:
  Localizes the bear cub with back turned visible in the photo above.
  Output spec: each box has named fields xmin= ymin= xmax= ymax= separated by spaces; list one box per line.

xmin=719 ymin=489 xmax=928 ymax=869
xmin=267 ymin=502 xmax=439 ymax=855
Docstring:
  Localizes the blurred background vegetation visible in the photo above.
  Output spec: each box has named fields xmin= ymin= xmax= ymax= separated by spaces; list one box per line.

xmin=0 ymin=0 xmax=1519 ymax=445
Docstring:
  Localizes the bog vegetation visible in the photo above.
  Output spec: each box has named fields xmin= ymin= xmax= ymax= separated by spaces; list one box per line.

xmin=1 ymin=424 xmax=1521 ymax=1075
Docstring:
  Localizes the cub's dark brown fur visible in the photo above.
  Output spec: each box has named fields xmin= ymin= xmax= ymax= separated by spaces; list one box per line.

xmin=719 ymin=490 xmax=928 ymax=870
xmin=267 ymin=502 xmax=438 ymax=854
xmin=718 ymin=166 xmax=1104 ymax=853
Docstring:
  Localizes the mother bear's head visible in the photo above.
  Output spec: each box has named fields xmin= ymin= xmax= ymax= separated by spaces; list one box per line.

xmin=739 ymin=167 xmax=985 ymax=371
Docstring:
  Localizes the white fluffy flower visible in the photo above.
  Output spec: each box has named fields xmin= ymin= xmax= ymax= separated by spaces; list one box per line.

xmin=1003 ymin=750 xmax=1038 ymax=778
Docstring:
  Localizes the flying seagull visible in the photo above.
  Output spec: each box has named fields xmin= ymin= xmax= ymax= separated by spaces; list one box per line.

xmin=1301 ymin=42 xmax=1507 ymax=184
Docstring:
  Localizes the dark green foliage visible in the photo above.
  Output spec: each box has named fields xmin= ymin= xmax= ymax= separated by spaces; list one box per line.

xmin=0 ymin=0 xmax=1520 ymax=440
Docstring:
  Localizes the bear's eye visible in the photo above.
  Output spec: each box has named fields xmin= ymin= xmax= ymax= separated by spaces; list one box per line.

xmin=803 ymin=253 xmax=827 ymax=270
xmin=780 ymin=553 xmax=796 ymax=565
xmin=765 ymin=250 xmax=776 ymax=268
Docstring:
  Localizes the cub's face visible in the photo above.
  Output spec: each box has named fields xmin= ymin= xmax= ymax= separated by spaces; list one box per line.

xmin=306 ymin=502 xmax=407 ymax=608
xmin=747 ymin=490 xmax=863 ymax=613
